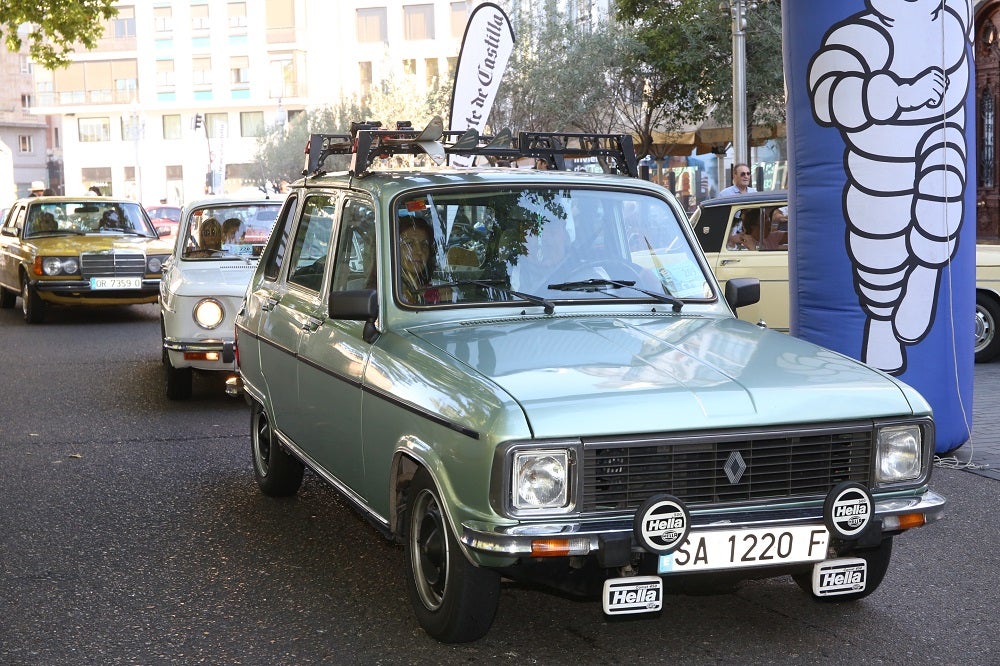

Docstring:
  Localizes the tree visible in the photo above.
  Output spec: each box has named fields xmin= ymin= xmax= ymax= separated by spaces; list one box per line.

xmin=615 ymin=0 xmax=786 ymax=160
xmin=0 ymin=1 xmax=119 ymax=69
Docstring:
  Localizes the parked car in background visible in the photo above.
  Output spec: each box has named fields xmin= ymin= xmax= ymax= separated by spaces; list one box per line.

xmin=234 ymin=121 xmax=944 ymax=642
xmin=159 ymin=197 xmax=282 ymax=399
xmin=691 ymin=191 xmax=998 ymax=362
xmin=0 ymin=196 xmax=172 ymax=323
xmin=146 ymin=204 xmax=182 ymax=240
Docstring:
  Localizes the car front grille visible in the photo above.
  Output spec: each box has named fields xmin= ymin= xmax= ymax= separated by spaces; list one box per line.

xmin=80 ymin=252 xmax=146 ymax=278
xmin=581 ymin=424 xmax=873 ymax=513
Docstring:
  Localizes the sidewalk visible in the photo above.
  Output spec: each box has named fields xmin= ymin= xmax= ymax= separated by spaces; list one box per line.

xmin=939 ymin=361 xmax=1000 ymax=481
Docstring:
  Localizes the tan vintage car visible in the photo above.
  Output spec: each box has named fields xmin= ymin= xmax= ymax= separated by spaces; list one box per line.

xmin=691 ymin=191 xmax=997 ymax=362
xmin=0 ymin=196 xmax=172 ymax=323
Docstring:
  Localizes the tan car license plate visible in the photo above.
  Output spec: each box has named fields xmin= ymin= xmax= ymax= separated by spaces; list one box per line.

xmin=90 ymin=277 xmax=142 ymax=290
xmin=657 ymin=525 xmax=829 ymax=573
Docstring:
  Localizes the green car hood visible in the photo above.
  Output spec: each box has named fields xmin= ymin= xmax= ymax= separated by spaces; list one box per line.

xmin=410 ymin=314 xmax=923 ymax=438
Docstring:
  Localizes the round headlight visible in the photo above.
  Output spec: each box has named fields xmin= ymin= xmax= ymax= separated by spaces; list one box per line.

xmin=193 ymin=298 xmax=225 ymax=329
xmin=41 ymin=257 xmax=66 ymax=275
xmin=147 ymin=256 xmax=164 ymax=273
xmin=62 ymin=258 xmax=79 ymax=274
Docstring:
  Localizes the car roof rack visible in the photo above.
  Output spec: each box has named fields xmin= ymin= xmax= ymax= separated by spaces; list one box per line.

xmin=302 ymin=115 xmax=638 ymax=179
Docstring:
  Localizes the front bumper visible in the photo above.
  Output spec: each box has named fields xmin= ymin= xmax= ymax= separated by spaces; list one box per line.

xmin=461 ymin=489 xmax=946 ymax=562
xmin=32 ymin=278 xmax=161 ymax=304
xmin=163 ymin=337 xmax=236 ymax=367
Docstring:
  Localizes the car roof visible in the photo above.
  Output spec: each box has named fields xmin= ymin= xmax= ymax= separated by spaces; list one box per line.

xmin=700 ymin=190 xmax=788 ymax=208
xmin=182 ymin=196 xmax=284 ymax=210
xmin=15 ymin=195 xmax=140 ymax=205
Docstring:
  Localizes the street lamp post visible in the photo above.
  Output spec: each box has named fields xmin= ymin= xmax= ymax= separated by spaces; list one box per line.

xmin=722 ymin=0 xmax=756 ymax=166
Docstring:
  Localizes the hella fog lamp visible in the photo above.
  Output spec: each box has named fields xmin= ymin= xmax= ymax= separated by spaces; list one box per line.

xmin=875 ymin=424 xmax=922 ymax=483
xmin=193 ymin=298 xmax=225 ymax=329
xmin=512 ymin=450 xmax=569 ymax=510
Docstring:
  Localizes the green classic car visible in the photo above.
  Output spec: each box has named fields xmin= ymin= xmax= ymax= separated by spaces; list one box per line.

xmin=235 ymin=121 xmax=945 ymax=642
xmin=692 ymin=191 xmax=1000 ymax=362
xmin=0 ymin=196 xmax=172 ymax=323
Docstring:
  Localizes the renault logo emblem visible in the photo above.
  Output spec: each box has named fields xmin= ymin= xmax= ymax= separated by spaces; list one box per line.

xmin=724 ymin=451 xmax=747 ymax=484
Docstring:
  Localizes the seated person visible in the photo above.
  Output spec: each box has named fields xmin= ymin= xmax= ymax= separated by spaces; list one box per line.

xmin=222 ymin=218 xmax=242 ymax=244
xmin=186 ymin=218 xmax=224 ymax=258
xmin=98 ymin=210 xmax=124 ymax=230
xmin=762 ymin=207 xmax=789 ymax=250
xmin=30 ymin=212 xmax=58 ymax=234
xmin=728 ymin=213 xmax=760 ymax=250
xmin=398 ymin=217 xmax=450 ymax=304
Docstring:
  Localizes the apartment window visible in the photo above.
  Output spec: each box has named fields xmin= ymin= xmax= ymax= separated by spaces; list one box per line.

xmin=231 ymin=56 xmax=250 ymax=85
xmin=79 ymin=118 xmax=111 ymax=143
xmin=403 ymin=59 xmax=416 ymax=76
xmin=162 ymin=115 xmax=182 ymax=140
xmin=113 ymin=6 xmax=136 ymax=38
xmin=228 ymin=2 xmax=247 ymax=28
xmin=403 ymin=4 xmax=434 ymax=40
xmin=450 ymin=2 xmax=468 ymax=38
xmin=156 ymin=60 xmax=175 ymax=87
xmin=269 ymin=56 xmax=295 ymax=98
xmin=154 ymin=6 xmax=173 ymax=32
xmin=19 ymin=55 xmax=32 ymax=75
xmin=240 ymin=111 xmax=264 ymax=137
xmin=18 ymin=136 xmax=32 ymax=153
xmin=205 ymin=113 xmax=229 ymax=138
xmin=359 ymin=61 xmax=372 ymax=98
xmin=192 ymin=4 xmax=210 ymax=30
xmin=21 ymin=94 xmax=32 ymax=110
xmin=357 ymin=7 xmax=387 ymax=43
xmin=192 ymin=57 xmax=212 ymax=86
xmin=425 ymin=58 xmax=439 ymax=88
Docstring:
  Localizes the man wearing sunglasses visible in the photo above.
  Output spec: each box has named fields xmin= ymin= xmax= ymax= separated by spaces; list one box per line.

xmin=718 ymin=163 xmax=757 ymax=196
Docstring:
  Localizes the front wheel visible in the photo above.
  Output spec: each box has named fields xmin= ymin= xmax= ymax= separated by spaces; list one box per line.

xmin=404 ymin=468 xmax=500 ymax=643
xmin=975 ymin=292 xmax=1000 ymax=363
xmin=251 ymin=401 xmax=303 ymax=497
xmin=21 ymin=274 xmax=44 ymax=324
xmin=793 ymin=536 xmax=893 ymax=602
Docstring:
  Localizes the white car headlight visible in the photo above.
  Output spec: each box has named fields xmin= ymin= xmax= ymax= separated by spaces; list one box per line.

xmin=193 ymin=298 xmax=225 ymax=329
xmin=875 ymin=424 xmax=923 ymax=483
xmin=512 ymin=450 xmax=569 ymax=510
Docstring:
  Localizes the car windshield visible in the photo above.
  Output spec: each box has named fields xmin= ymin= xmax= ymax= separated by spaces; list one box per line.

xmin=182 ymin=203 xmax=281 ymax=260
xmin=24 ymin=201 xmax=155 ymax=238
xmin=393 ymin=187 xmax=712 ymax=308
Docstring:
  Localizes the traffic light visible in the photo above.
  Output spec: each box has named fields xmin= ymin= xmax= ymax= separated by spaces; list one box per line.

xmin=193 ymin=113 xmax=203 ymax=130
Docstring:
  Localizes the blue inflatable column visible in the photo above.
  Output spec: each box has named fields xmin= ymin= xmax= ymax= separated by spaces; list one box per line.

xmin=783 ymin=1 xmax=975 ymax=453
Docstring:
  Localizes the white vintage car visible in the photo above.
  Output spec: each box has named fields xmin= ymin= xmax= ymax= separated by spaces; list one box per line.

xmin=159 ymin=197 xmax=282 ymax=399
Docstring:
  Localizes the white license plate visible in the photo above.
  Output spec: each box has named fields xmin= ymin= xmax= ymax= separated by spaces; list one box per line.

xmin=90 ymin=277 xmax=142 ymax=290
xmin=658 ymin=525 xmax=829 ymax=573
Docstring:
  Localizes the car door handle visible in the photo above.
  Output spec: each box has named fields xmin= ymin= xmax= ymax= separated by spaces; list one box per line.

xmin=301 ymin=316 xmax=324 ymax=332
xmin=261 ymin=296 xmax=279 ymax=311
xmin=720 ymin=259 xmax=741 ymax=266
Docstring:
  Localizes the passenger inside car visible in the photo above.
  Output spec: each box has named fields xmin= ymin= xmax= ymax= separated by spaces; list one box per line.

xmin=186 ymin=217 xmax=223 ymax=258
xmin=398 ymin=216 xmax=451 ymax=304
xmin=29 ymin=212 xmax=58 ymax=234
xmin=762 ymin=207 xmax=789 ymax=250
xmin=222 ymin=218 xmax=242 ymax=244
xmin=728 ymin=211 xmax=761 ymax=250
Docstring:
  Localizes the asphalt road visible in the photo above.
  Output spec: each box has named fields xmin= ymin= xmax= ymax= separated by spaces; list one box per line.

xmin=0 ymin=303 xmax=997 ymax=665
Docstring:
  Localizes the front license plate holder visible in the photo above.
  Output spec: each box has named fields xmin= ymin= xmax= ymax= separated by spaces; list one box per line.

xmin=657 ymin=525 xmax=829 ymax=573
xmin=602 ymin=576 xmax=663 ymax=615
xmin=90 ymin=277 xmax=142 ymax=290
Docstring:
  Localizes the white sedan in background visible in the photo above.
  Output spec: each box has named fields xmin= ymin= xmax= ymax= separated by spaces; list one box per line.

xmin=159 ymin=196 xmax=283 ymax=399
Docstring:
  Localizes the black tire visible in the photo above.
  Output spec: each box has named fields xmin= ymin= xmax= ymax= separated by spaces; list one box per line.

xmin=975 ymin=292 xmax=1000 ymax=363
xmin=0 ymin=286 xmax=15 ymax=308
xmin=21 ymin=274 xmax=44 ymax=324
xmin=251 ymin=401 xmax=303 ymax=497
xmin=165 ymin=362 xmax=193 ymax=400
xmin=403 ymin=468 xmax=500 ymax=643
xmin=793 ymin=536 xmax=893 ymax=602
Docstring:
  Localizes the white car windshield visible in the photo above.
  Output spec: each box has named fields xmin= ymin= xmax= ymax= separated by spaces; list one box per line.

xmin=183 ymin=203 xmax=281 ymax=260
xmin=393 ymin=187 xmax=712 ymax=307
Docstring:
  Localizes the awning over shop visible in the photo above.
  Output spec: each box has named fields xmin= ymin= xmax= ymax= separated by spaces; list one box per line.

xmin=643 ymin=119 xmax=786 ymax=158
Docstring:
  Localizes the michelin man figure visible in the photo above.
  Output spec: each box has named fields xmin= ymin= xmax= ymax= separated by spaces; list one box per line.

xmin=807 ymin=0 xmax=972 ymax=374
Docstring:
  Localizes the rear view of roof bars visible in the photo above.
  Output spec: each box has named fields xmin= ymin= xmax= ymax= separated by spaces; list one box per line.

xmin=302 ymin=115 xmax=638 ymax=179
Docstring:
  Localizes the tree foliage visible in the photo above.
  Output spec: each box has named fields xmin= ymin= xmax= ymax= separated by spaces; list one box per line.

xmin=615 ymin=0 xmax=786 ymax=155
xmin=0 ymin=0 xmax=119 ymax=69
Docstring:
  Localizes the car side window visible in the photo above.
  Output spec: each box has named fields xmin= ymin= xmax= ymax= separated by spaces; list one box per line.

xmin=287 ymin=194 xmax=337 ymax=292
xmin=331 ymin=198 xmax=376 ymax=292
xmin=262 ymin=194 xmax=298 ymax=282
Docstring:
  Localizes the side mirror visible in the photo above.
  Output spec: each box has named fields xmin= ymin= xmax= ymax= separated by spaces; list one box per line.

xmin=0 ymin=227 xmax=16 ymax=237
xmin=329 ymin=288 xmax=379 ymax=343
xmin=725 ymin=277 xmax=760 ymax=311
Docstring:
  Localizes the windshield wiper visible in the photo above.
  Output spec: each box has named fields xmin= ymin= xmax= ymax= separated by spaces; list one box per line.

xmin=546 ymin=278 xmax=683 ymax=312
xmin=418 ymin=279 xmax=556 ymax=314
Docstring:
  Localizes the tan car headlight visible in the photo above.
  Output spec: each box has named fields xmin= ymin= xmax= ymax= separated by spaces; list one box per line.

xmin=875 ymin=424 xmax=922 ymax=483
xmin=40 ymin=257 xmax=80 ymax=276
xmin=193 ymin=298 xmax=225 ymax=329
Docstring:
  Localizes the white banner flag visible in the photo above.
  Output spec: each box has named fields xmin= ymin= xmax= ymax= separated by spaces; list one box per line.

xmin=448 ymin=2 xmax=515 ymax=167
